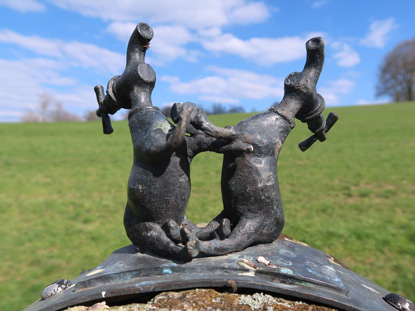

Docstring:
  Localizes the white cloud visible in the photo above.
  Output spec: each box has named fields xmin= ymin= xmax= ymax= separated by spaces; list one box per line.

xmin=0 ymin=58 xmax=79 ymax=121
xmin=162 ymin=66 xmax=284 ymax=104
xmin=54 ymin=86 xmax=99 ymax=111
xmin=107 ymin=20 xmax=317 ymax=66
xmin=60 ymin=1 xmax=274 ymax=66
xmin=312 ymin=0 xmax=330 ymax=9
xmin=319 ymin=79 xmax=355 ymax=106
xmin=162 ymin=75 xmax=233 ymax=102
xmin=147 ymin=25 xmax=200 ymax=63
xmin=228 ymin=1 xmax=270 ymax=24
xmin=107 ymin=22 xmax=200 ymax=64
xmin=106 ymin=22 xmax=137 ymax=41
xmin=330 ymin=79 xmax=355 ymax=93
xmin=200 ymin=32 xmax=311 ymax=66
xmin=49 ymin=0 xmax=271 ymax=30
xmin=0 ymin=29 xmax=62 ymax=57
xmin=0 ymin=58 xmax=101 ymax=122
xmin=0 ymin=29 xmax=124 ymax=73
xmin=356 ymin=99 xmax=386 ymax=106
xmin=0 ymin=110 xmax=22 ymax=118
xmin=0 ymin=0 xmax=45 ymax=12
xmin=331 ymin=42 xmax=360 ymax=67
xmin=61 ymin=42 xmax=124 ymax=73
xmin=359 ymin=18 xmax=398 ymax=48
xmin=0 ymin=30 xmax=125 ymax=122
xmin=0 ymin=58 xmax=76 ymax=92
xmin=198 ymin=27 xmax=222 ymax=37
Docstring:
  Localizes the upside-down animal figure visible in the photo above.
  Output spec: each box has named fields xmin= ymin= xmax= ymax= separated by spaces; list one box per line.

xmin=94 ymin=23 xmax=250 ymax=261
xmin=185 ymin=37 xmax=332 ymax=257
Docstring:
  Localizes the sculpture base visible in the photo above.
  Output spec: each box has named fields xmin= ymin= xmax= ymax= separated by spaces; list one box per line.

xmin=24 ymin=236 xmax=396 ymax=311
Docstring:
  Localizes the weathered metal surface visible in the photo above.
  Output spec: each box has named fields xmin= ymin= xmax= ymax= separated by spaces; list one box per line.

xmin=384 ymin=293 xmax=415 ymax=311
xmin=41 ymin=280 xmax=72 ymax=301
xmin=189 ymin=36 xmax=331 ymax=258
xmin=25 ymin=237 xmax=399 ymax=311
xmin=93 ymin=22 xmax=254 ymax=261
xmin=93 ymin=22 xmax=336 ymax=261
xmin=24 ymin=20 xmax=413 ymax=311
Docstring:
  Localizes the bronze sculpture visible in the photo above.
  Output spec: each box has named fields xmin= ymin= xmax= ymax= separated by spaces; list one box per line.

xmin=94 ymin=23 xmax=337 ymax=261
xmin=94 ymin=23 xmax=252 ymax=261
xmin=184 ymin=37 xmax=332 ymax=257
xmin=25 ymin=22 xmax=414 ymax=311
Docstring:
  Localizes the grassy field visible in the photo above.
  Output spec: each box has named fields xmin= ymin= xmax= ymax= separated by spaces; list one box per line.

xmin=1 ymin=102 xmax=414 ymax=311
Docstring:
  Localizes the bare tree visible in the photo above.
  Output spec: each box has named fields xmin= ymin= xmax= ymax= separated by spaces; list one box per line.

xmin=376 ymin=38 xmax=415 ymax=102
xmin=21 ymin=93 xmax=80 ymax=122
xmin=39 ymin=93 xmax=51 ymax=122
xmin=21 ymin=111 xmax=40 ymax=123
xmin=49 ymin=101 xmax=80 ymax=122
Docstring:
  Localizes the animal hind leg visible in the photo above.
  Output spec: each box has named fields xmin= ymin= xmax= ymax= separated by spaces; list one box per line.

xmin=124 ymin=206 xmax=191 ymax=261
xmin=128 ymin=221 xmax=193 ymax=261
xmin=195 ymin=217 xmax=261 ymax=257
xmin=162 ymin=216 xmax=231 ymax=244
xmin=184 ymin=214 xmax=232 ymax=240
xmin=162 ymin=219 xmax=182 ymax=243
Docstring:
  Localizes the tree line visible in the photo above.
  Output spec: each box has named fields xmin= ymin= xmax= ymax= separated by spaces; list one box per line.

xmin=21 ymin=93 xmax=81 ymax=123
xmin=159 ymin=103 xmax=246 ymax=118
xmin=21 ymin=97 xmax=248 ymax=123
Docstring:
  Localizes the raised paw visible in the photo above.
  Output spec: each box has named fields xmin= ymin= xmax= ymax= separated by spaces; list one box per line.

xmin=219 ymin=140 xmax=253 ymax=153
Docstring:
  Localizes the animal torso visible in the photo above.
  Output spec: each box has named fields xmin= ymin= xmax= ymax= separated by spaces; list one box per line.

xmin=221 ymin=111 xmax=293 ymax=233
xmin=127 ymin=108 xmax=191 ymax=225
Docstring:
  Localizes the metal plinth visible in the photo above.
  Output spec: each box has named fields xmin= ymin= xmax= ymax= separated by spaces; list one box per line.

xmin=25 ymin=237 xmax=398 ymax=311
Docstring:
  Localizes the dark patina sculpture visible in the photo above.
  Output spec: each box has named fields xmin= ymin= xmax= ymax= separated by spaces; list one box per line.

xmin=94 ymin=23 xmax=337 ymax=261
xmin=94 ymin=23 xmax=251 ymax=261
xmin=185 ymin=37 xmax=331 ymax=257
xmin=24 ymin=22 xmax=414 ymax=311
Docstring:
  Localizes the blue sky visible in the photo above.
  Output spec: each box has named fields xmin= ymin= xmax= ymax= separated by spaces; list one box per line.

xmin=0 ymin=0 xmax=414 ymax=122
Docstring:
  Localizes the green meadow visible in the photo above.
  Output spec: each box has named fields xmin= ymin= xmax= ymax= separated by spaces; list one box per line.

xmin=1 ymin=102 xmax=414 ymax=311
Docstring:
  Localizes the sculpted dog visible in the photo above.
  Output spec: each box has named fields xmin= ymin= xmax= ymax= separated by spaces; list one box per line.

xmin=96 ymin=23 xmax=250 ymax=261
xmin=186 ymin=37 xmax=329 ymax=257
